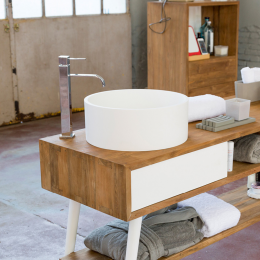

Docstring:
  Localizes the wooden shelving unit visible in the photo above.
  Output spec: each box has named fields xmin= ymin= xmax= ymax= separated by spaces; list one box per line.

xmin=60 ymin=185 xmax=260 ymax=260
xmin=147 ymin=0 xmax=239 ymax=98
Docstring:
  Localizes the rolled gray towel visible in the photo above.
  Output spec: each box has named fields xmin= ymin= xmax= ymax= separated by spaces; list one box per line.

xmin=84 ymin=206 xmax=204 ymax=260
xmin=233 ymin=134 xmax=260 ymax=163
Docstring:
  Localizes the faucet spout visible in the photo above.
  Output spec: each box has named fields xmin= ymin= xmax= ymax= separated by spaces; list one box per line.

xmin=70 ymin=74 xmax=106 ymax=87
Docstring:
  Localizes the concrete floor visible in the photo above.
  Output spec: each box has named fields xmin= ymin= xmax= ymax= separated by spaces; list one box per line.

xmin=0 ymin=112 xmax=259 ymax=260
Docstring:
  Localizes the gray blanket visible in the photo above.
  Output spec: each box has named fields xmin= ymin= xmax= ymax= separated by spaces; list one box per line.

xmin=233 ymin=134 xmax=260 ymax=163
xmin=84 ymin=206 xmax=204 ymax=260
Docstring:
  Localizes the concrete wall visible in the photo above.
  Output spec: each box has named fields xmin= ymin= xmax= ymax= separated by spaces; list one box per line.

xmin=238 ymin=0 xmax=260 ymax=79
xmin=0 ymin=20 xmax=15 ymax=124
xmin=130 ymin=0 xmax=156 ymax=89
xmin=15 ymin=14 xmax=132 ymax=116
xmin=0 ymin=13 xmax=132 ymax=125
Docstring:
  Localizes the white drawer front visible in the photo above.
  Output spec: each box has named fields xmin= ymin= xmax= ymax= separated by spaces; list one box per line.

xmin=131 ymin=142 xmax=228 ymax=212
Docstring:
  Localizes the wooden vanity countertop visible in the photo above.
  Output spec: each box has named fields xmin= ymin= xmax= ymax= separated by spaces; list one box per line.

xmin=40 ymin=101 xmax=260 ymax=171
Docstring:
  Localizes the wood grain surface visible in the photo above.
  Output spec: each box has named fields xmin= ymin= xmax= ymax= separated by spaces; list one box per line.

xmin=40 ymin=141 xmax=131 ymax=220
xmin=60 ymin=186 xmax=259 ymax=260
xmin=151 ymin=0 xmax=239 ymax=7
xmin=147 ymin=2 xmax=188 ymax=94
xmin=60 ymin=249 xmax=111 ymax=260
xmin=188 ymin=53 xmax=210 ymax=62
xmin=188 ymin=56 xmax=236 ymax=90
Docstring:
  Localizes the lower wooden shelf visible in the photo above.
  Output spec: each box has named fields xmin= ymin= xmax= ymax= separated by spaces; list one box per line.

xmin=169 ymin=185 xmax=260 ymax=260
xmin=60 ymin=185 xmax=260 ymax=260
xmin=60 ymin=249 xmax=110 ymax=260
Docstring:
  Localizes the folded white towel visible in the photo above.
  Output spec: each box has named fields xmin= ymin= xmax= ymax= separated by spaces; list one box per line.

xmin=241 ymin=67 xmax=255 ymax=83
xmin=188 ymin=94 xmax=226 ymax=122
xmin=178 ymin=193 xmax=241 ymax=237
xmin=252 ymin=67 xmax=260 ymax=82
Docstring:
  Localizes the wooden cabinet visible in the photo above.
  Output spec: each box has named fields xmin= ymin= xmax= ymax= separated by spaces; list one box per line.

xmin=147 ymin=0 xmax=239 ymax=98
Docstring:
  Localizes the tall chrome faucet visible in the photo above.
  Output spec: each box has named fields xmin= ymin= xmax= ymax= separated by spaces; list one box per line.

xmin=58 ymin=55 xmax=105 ymax=139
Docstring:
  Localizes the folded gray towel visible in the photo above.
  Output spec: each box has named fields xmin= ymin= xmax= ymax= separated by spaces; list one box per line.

xmin=84 ymin=206 xmax=204 ymax=260
xmin=233 ymin=134 xmax=260 ymax=163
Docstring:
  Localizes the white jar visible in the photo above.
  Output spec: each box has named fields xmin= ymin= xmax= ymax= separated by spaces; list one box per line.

xmin=225 ymin=98 xmax=251 ymax=121
xmin=214 ymin=45 xmax=228 ymax=56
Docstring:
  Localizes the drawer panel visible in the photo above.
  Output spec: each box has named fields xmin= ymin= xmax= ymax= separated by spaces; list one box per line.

xmin=189 ymin=71 xmax=236 ymax=90
xmin=188 ymin=56 xmax=237 ymax=96
xmin=131 ymin=142 xmax=228 ymax=212
xmin=189 ymin=56 xmax=236 ymax=77
xmin=189 ymin=81 xmax=235 ymax=97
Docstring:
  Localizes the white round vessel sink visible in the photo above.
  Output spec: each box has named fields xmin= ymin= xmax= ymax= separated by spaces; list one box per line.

xmin=84 ymin=89 xmax=188 ymax=151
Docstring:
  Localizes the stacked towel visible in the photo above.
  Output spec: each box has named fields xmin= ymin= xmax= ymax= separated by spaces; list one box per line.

xmin=188 ymin=94 xmax=226 ymax=122
xmin=241 ymin=67 xmax=260 ymax=83
xmin=233 ymin=134 xmax=260 ymax=163
xmin=178 ymin=193 xmax=241 ymax=237
xmin=241 ymin=67 xmax=255 ymax=83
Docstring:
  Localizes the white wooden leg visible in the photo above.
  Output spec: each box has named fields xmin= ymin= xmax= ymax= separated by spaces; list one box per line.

xmin=125 ymin=217 xmax=142 ymax=260
xmin=65 ymin=199 xmax=81 ymax=256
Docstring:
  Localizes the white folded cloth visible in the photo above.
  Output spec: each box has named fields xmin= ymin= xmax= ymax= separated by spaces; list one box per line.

xmin=178 ymin=193 xmax=241 ymax=237
xmin=252 ymin=67 xmax=260 ymax=82
xmin=241 ymin=67 xmax=255 ymax=83
xmin=188 ymin=94 xmax=226 ymax=122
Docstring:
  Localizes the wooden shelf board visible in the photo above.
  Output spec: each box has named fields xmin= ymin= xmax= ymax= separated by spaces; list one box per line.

xmin=151 ymin=0 xmax=239 ymax=7
xmin=187 ymin=1 xmax=239 ymax=7
xmin=188 ymin=55 xmax=236 ymax=63
xmin=60 ymin=249 xmax=110 ymax=260
xmin=188 ymin=54 xmax=210 ymax=62
xmin=60 ymin=186 xmax=259 ymax=260
xmin=209 ymin=55 xmax=236 ymax=59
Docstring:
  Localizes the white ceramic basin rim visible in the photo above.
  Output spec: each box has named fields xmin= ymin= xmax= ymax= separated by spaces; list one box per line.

xmin=86 ymin=89 xmax=187 ymax=110
xmin=84 ymin=89 xmax=188 ymax=151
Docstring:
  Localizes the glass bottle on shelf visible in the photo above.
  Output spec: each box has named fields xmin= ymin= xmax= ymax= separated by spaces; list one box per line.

xmin=204 ymin=21 xmax=214 ymax=55
xmin=200 ymin=17 xmax=210 ymax=39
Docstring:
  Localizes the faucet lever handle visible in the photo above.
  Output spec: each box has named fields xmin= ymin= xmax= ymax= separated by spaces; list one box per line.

xmin=59 ymin=56 xmax=86 ymax=65
xmin=68 ymin=58 xmax=86 ymax=60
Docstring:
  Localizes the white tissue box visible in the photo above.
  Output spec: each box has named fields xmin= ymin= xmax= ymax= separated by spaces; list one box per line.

xmin=226 ymin=98 xmax=251 ymax=121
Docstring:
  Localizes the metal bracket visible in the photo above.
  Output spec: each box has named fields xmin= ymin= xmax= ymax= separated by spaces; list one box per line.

xmin=4 ymin=24 xmax=10 ymax=33
xmin=14 ymin=23 xmax=19 ymax=32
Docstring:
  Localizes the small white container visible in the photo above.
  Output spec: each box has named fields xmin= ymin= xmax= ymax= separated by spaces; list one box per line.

xmin=214 ymin=45 xmax=228 ymax=56
xmin=247 ymin=173 xmax=256 ymax=189
xmin=225 ymin=98 xmax=251 ymax=121
xmin=227 ymin=141 xmax=234 ymax=172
